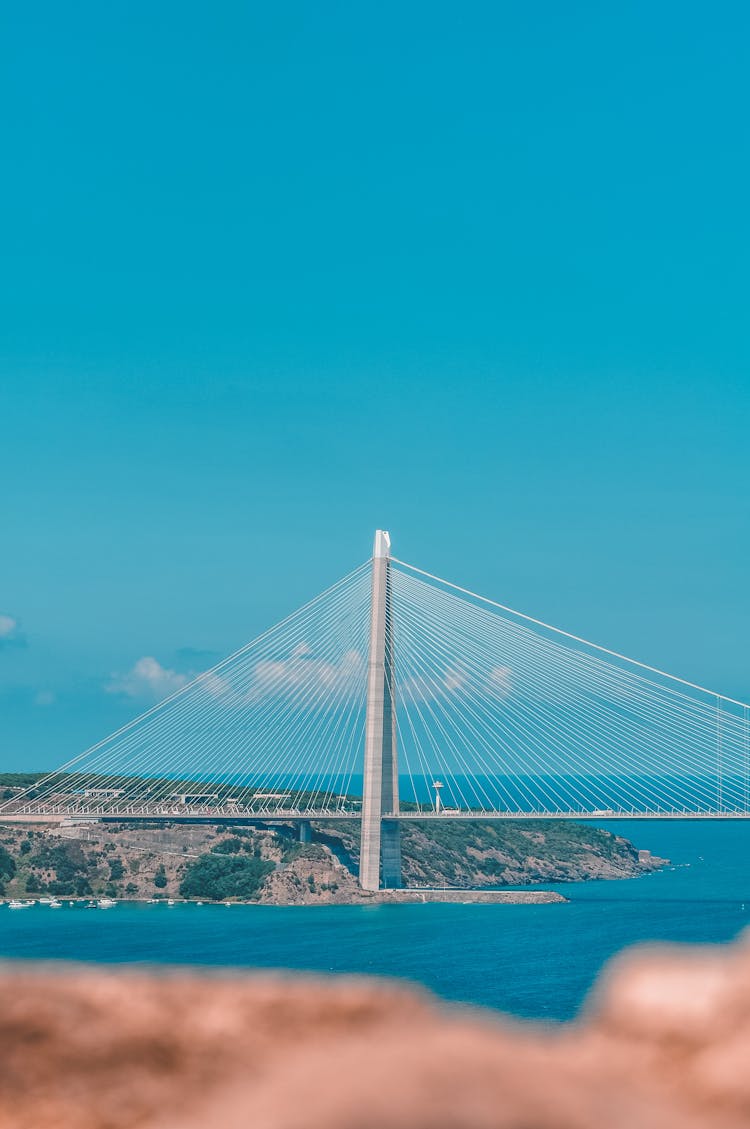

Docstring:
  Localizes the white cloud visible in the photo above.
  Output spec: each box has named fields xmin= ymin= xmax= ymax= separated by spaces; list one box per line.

xmin=486 ymin=665 xmax=512 ymax=697
xmin=443 ymin=668 xmax=467 ymax=692
xmin=0 ymin=614 xmax=24 ymax=647
xmin=0 ymin=615 xmax=17 ymax=639
xmin=249 ymin=646 xmax=365 ymax=702
xmin=106 ymin=657 xmax=191 ymax=701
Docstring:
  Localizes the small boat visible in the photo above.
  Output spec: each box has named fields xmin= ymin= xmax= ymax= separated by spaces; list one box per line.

xmin=85 ymin=900 xmax=98 ymax=909
xmin=97 ymin=898 xmax=116 ymax=909
xmin=49 ymin=899 xmax=63 ymax=909
xmin=166 ymin=899 xmax=175 ymax=906
xmin=8 ymin=900 xmax=30 ymax=909
xmin=196 ymin=901 xmax=204 ymax=906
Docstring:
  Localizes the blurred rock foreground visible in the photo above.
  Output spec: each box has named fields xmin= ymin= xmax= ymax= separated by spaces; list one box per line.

xmin=4 ymin=938 xmax=750 ymax=1129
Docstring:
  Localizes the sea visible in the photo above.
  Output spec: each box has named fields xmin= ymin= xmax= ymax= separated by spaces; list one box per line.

xmin=2 ymin=819 xmax=749 ymax=1022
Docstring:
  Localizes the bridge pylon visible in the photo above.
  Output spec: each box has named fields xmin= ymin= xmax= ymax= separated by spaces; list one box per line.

xmin=359 ymin=530 xmax=401 ymax=890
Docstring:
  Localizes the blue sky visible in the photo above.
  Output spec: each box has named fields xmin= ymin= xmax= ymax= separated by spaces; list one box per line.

xmin=1 ymin=2 xmax=749 ymax=768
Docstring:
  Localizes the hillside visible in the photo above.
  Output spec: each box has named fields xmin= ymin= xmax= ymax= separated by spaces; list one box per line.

xmin=0 ymin=817 xmax=665 ymax=904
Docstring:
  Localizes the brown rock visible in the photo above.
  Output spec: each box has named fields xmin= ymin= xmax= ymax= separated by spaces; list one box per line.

xmin=4 ymin=937 xmax=750 ymax=1129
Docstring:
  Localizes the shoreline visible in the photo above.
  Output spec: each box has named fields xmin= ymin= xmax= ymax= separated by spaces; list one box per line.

xmin=4 ymin=888 xmax=568 ymax=908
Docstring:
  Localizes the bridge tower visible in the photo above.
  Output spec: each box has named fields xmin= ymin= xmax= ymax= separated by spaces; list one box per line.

xmin=359 ymin=529 xmax=401 ymax=890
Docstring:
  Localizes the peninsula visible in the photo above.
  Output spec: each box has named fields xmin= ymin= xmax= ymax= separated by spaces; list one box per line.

xmin=0 ymin=814 xmax=665 ymax=905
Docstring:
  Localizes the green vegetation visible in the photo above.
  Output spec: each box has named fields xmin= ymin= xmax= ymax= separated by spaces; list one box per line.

xmin=211 ymin=836 xmax=244 ymax=854
xmin=0 ymin=846 xmax=16 ymax=881
xmin=153 ymin=865 xmax=168 ymax=889
xmin=0 ymin=773 xmax=44 ymax=788
xmin=179 ymin=853 xmax=273 ymax=901
xmin=316 ymin=817 xmax=650 ymax=888
xmin=109 ymin=857 xmax=125 ymax=880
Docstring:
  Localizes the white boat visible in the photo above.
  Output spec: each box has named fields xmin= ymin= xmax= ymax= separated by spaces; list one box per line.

xmin=166 ymin=899 xmax=175 ymax=906
xmin=8 ymin=900 xmax=30 ymax=909
xmin=49 ymin=899 xmax=63 ymax=909
xmin=97 ymin=898 xmax=116 ymax=908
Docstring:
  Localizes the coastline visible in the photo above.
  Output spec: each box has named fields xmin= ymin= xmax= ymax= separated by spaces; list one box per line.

xmin=4 ymin=887 xmax=568 ymax=908
xmin=0 ymin=818 xmax=661 ymax=907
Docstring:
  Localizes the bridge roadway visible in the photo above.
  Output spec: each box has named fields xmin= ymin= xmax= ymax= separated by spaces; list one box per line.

xmin=2 ymin=808 xmax=750 ymax=824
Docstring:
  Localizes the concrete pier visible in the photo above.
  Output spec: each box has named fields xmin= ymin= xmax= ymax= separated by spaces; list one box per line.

xmin=298 ymin=820 xmax=312 ymax=844
xmin=359 ymin=530 xmax=401 ymax=890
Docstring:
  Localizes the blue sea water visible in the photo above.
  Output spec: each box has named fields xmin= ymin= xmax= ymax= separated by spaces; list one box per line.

xmin=2 ymin=820 xmax=749 ymax=1022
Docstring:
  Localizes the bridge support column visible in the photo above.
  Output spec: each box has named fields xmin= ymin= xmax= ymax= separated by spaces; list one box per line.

xmin=298 ymin=820 xmax=312 ymax=844
xmin=381 ymin=820 xmax=401 ymax=888
xmin=359 ymin=530 xmax=401 ymax=890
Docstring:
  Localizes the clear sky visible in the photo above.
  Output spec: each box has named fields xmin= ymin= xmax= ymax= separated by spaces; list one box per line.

xmin=1 ymin=2 xmax=749 ymax=768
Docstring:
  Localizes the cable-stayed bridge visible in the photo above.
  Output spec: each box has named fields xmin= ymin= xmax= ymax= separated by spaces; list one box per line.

xmin=3 ymin=530 xmax=750 ymax=889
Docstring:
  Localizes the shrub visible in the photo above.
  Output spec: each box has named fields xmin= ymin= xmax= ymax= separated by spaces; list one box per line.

xmin=153 ymin=866 xmax=168 ymax=889
xmin=211 ymin=837 xmax=244 ymax=855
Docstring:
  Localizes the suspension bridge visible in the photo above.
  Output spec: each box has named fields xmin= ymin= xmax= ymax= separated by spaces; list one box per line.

xmin=3 ymin=531 xmax=749 ymax=890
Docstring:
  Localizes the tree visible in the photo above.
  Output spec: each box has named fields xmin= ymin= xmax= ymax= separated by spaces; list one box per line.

xmin=153 ymin=865 xmax=168 ymax=889
xmin=179 ymin=853 xmax=273 ymax=901
xmin=0 ymin=846 xmax=16 ymax=881
xmin=109 ymin=857 xmax=125 ymax=881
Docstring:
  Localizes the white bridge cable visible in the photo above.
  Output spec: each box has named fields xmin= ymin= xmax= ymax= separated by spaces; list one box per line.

xmin=402 ymin=573 xmax=748 ymax=803
xmin=6 ymin=562 xmax=372 ymax=815
xmin=7 ymin=549 xmax=749 ymax=822
xmin=14 ymin=560 xmax=372 ymax=808
xmin=393 ymin=568 xmax=744 ymax=811
xmin=392 ymin=558 xmax=750 ymax=709
xmin=393 ymin=598 xmax=619 ymax=814
xmin=96 ymin=582 xmax=366 ymax=813
xmin=49 ymin=568 xmax=369 ymax=812
xmin=388 ymin=565 xmax=748 ymax=814
xmin=392 ymin=583 xmax=636 ymax=814
xmin=392 ymin=579 xmax=727 ymax=815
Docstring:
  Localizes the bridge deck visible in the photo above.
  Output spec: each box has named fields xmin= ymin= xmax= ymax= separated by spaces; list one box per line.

xmin=2 ymin=810 xmax=750 ymax=825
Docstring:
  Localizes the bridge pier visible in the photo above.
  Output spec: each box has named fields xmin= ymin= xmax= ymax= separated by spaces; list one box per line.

xmin=298 ymin=819 xmax=312 ymax=844
xmin=359 ymin=531 xmax=401 ymax=890
xmin=381 ymin=819 xmax=402 ymax=888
